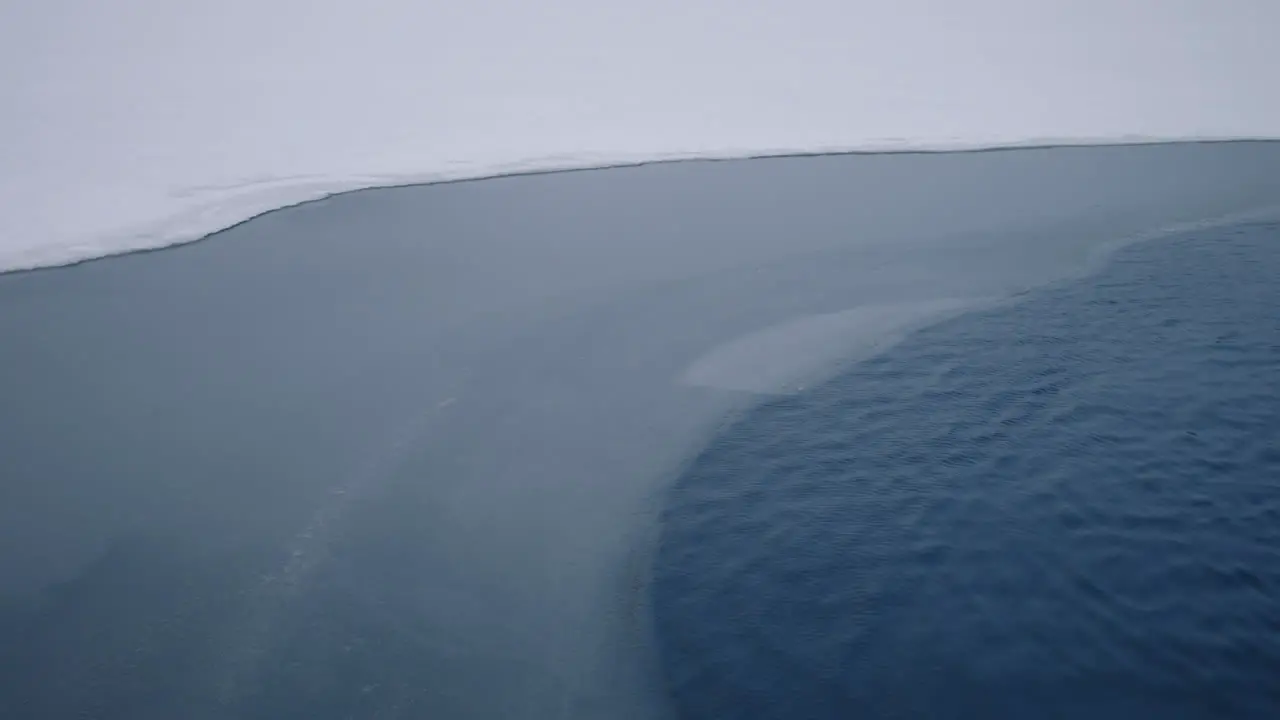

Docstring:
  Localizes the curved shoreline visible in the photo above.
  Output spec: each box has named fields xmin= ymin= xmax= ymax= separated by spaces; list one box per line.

xmin=6 ymin=137 xmax=1279 ymax=278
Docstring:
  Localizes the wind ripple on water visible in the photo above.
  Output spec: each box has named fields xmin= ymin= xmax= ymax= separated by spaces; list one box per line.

xmin=654 ymin=223 xmax=1280 ymax=719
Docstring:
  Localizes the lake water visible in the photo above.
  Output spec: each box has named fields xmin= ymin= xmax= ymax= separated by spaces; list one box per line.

xmin=1 ymin=143 xmax=1278 ymax=718
xmin=655 ymin=220 xmax=1280 ymax=719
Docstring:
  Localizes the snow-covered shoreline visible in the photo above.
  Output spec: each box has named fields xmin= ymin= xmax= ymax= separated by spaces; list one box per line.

xmin=5 ymin=137 xmax=1276 ymax=275
xmin=7 ymin=1 xmax=1278 ymax=274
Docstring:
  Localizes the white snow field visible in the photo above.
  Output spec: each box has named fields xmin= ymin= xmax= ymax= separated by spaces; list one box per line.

xmin=3 ymin=0 xmax=1278 ymax=272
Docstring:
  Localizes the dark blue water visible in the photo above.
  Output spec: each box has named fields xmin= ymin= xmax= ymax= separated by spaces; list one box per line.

xmin=654 ymin=222 xmax=1280 ymax=719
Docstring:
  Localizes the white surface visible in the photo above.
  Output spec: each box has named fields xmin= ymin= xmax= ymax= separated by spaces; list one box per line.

xmin=3 ymin=0 xmax=1278 ymax=272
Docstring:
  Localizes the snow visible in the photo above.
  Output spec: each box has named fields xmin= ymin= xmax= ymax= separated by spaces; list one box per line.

xmin=3 ymin=0 xmax=1278 ymax=273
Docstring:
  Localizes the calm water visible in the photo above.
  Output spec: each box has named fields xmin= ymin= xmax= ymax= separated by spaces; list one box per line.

xmin=654 ymin=221 xmax=1280 ymax=719
xmin=2 ymin=143 xmax=1279 ymax=718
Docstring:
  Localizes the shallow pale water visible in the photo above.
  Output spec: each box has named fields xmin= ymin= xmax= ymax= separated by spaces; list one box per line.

xmin=1 ymin=143 xmax=1279 ymax=718
xmin=655 ymin=221 xmax=1280 ymax=719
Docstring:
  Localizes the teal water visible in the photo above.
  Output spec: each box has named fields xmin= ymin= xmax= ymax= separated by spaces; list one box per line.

xmin=1 ymin=143 xmax=1279 ymax=718
xmin=655 ymin=221 xmax=1280 ymax=718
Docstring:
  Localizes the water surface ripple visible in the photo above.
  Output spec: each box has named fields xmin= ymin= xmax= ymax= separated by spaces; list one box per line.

xmin=655 ymin=222 xmax=1280 ymax=719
